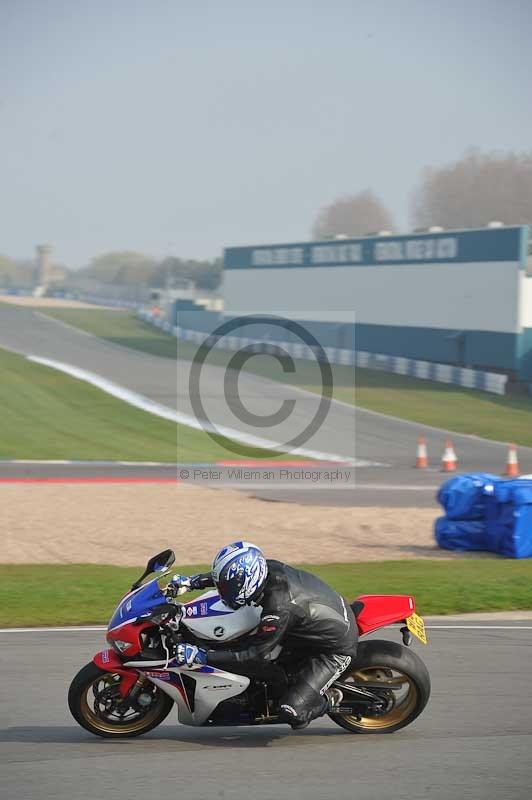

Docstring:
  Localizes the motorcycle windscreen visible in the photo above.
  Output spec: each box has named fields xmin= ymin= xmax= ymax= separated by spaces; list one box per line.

xmin=108 ymin=577 xmax=167 ymax=631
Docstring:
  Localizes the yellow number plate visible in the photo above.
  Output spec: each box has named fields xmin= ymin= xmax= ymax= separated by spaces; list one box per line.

xmin=406 ymin=612 xmax=428 ymax=645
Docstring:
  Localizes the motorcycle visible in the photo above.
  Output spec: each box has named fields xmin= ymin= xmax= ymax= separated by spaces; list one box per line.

xmin=68 ymin=549 xmax=431 ymax=737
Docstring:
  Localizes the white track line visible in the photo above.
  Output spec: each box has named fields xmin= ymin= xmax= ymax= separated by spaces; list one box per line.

xmin=424 ymin=625 xmax=532 ymax=630
xmin=2 ymin=625 xmax=532 ymax=634
xmin=27 ymin=355 xmax=380 ymax=467
xmin=0 ymin=626 xmax=107 ymax=633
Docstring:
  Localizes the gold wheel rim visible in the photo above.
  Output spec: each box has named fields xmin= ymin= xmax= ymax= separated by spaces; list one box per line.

xmin=339 ymin=666 xmax=418 ymax=730
xmin=80 ymin=673 xmax=164 ymax=735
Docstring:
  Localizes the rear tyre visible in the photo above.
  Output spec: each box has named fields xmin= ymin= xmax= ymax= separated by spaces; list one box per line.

xmin=68 ymin=662 xmax=174 ymax=738
xmin=328 ymin=639 xmax=430 ymax=734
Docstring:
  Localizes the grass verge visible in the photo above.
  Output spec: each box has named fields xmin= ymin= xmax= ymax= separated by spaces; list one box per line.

xmin=2 ymin=560 xmax=532 ymax=626
xmin=42 ymin=308 xmax=532 ymax=446
xmin=0 ymin=346 xmax=285 ymax=462
xmin=42 ymin=308 xmax=177 ymax=358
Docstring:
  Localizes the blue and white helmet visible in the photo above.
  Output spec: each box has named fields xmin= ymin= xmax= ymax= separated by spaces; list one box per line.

xmin=212 ymin=541 xmax=268 ymax=609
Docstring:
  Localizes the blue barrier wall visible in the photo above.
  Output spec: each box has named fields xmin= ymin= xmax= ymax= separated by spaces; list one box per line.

xmin=517 ymin=328 xmax=532 ymax=381
xmin=138 ymin=310 xmax=508 ymax=395
xmin=173 ymin=307 xmax=221 ymax=332
xmin=169 ymin=312 xmax=518 ymax=373
xmin=354 ymin=324 xmax=516 ymax=372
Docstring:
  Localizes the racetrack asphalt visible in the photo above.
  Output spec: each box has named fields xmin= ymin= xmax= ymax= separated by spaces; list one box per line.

xmin=1 ymin=305 xmax=532 ymax=507
xmin=2 ymin=623 xmax=531 ymax=800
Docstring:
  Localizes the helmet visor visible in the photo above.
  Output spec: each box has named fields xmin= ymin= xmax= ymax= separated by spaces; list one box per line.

xmin=215 ymin=575 xmax=246 ymax=609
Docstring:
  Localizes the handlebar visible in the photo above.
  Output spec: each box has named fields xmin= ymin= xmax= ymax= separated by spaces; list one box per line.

xmin=165 ymin=583 xmax=180 ymax=600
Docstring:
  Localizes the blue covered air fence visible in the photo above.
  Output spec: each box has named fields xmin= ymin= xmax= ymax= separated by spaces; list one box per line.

xmin=435 ymin=473 xmax=532 ymax=558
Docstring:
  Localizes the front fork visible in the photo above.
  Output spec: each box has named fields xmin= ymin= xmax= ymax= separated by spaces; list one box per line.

xmin=93 ymin=649 xmax=140 ymax=698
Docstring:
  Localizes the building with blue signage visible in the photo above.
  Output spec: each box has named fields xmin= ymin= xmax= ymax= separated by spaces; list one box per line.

xmin=223 ymin=226 xmax=532 ymax=382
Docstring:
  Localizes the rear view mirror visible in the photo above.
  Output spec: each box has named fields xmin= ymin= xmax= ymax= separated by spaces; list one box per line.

xmin=130 ymin=549 xmax=176 ymax=590
xmin=146 ymin=549 xmax=176 ymax=574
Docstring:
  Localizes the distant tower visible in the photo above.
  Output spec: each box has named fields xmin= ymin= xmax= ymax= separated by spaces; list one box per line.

xmin=36 ymin=244 xmax=53 ymax=289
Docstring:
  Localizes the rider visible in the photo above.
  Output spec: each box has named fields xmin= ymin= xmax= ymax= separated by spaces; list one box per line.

xmin=170 ymin=541 xmax=358 ymax=729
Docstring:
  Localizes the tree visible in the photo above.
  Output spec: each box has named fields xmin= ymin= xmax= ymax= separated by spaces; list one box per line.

xmin=154 ymin=257 xmax=222 ymax=291
xmin=411 ymin=149 xmax=532 ymax=230
xmin=83 ymin=251 xmax=157 ymax=284
xmin=0 ymin=255 xmax=35 ymax=288
xmin=311 ymin=190 xmax=395 ymax=239
xmin=189 ymin=257 xmax=222 ymax=290
xmin=77 ymin=251 xmax=222 ymax=290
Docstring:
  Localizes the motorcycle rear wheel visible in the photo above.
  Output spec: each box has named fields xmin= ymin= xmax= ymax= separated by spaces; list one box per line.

xmin=68 ymin=662 xmax=173 ymax=738
xmin=328 ymin=639 xmax=430 ymax=734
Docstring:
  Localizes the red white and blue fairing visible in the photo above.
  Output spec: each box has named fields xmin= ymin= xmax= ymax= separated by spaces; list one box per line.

xmin=104 ymin=575 xmax=262 ymax=725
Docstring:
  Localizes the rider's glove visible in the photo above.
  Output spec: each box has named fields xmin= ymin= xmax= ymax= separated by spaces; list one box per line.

xmin=189 ymin=573 xmax=213 ymax=590
xmin=169 ymin=574 xmax=192 ymax=596
xmin=175 ymin=643 xmax=207 ymax=668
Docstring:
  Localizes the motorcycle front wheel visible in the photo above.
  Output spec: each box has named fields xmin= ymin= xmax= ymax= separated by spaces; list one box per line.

xmin=68 ymin=662 xmax=174 ymax=738
xmin=328 ymin=639 xmax=431 ymax=734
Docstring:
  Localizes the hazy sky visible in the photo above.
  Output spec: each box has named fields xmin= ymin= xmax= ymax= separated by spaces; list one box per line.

xmin=2 ymin=0 xmax=532 ymax=268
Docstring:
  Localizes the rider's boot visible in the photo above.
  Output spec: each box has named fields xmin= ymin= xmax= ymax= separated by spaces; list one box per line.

xmin=285 ymin=687 xmax=343 ymax=731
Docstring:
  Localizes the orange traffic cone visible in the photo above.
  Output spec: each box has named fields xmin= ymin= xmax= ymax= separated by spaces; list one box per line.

xmin=415 ymin=436 xmax=428 ymax=468
xmin=505 ymin=444 xmax=519 ymax=477
xmin=441 ymin=439 xmax=457 ymax=472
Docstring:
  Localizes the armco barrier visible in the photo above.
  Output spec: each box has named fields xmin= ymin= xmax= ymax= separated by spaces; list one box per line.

xmin=138 ymin=310 xmax=508 ymax=396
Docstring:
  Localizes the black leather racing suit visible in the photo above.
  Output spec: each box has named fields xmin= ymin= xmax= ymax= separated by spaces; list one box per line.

xmin=190 ymin=560 xmax=358 ymax=726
